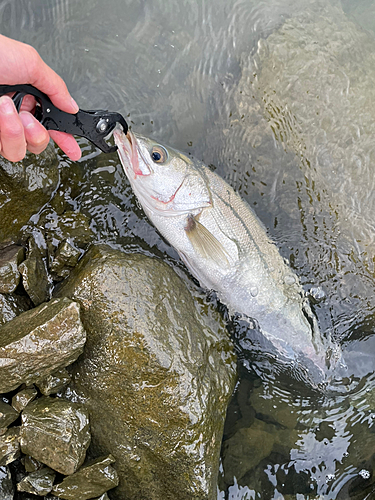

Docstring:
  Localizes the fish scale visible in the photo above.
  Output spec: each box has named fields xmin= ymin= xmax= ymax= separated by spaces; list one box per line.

xmin=114 ymin=128 xmax=337 ymax=386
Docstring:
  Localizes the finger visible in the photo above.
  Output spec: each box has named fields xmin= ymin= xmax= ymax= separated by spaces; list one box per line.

xmin=0 ymin=35 xmax=79 ymax=115
xmin=19 ymin=94 xmax=36 ymax=113
xmin=49 ymin=130 xmax=82 ymax=161
xmin=0 ymin=96 xmax=26 ymax=162
xmin=27 ymin=48 xmax=79 ymax=114
xmin=19 ymin=111 xmax=50 ymax=155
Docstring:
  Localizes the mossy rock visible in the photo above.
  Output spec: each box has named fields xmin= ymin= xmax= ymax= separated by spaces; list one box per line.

xmin=58 ymin=244 xmax=236 ymax=500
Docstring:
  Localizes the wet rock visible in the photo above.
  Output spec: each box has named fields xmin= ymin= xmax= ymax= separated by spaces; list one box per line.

xmin=23 ymin=455 xmax=44 ymax=472
xmin=19 ymin=235 xmax=50 ymax=306
xmin=0 ymin=427 xmax=20 ymax=466
xmin=52 ymin=455 xmax=119 ymax=500
xmin=0 ymin=245 xmax=25 ymax=293
xmin=0 ymin=293 xmax=30 ymax=326
xmin=93 ymin=494 xmax=110 ymax=500
xmin=0 ymin=297 xmax=86 ymax=393
xmin=12 ymin=386 xmax=38 ymax=413
xmin=42 ymin=210 xmax=94 ymax=253
xmin=222 ymin=418 xmax=300 ymax=485
xmin=58 ymin=244 xmax=236 ymax=500
xmin=0 ymin=401 xmax=19 ymax=428
xmin=36 ymin=368 xmax=71 ymax=396
xmin=50 ymin=241 xmax=81 ymax=281
xmin=222 ymin=419 xmax=274 ymax=483
xmin=249 ymin=385 xmax=299 ymax=430
xmin=20 ymin=397 xmax=90 ymax=475
xmin=0 ymin=146 xmax=59 ymax=245
xmin=0 ymin=465 xmax=14 ymax=500
xmin=17 ymin=466 xmax=56 ymax=495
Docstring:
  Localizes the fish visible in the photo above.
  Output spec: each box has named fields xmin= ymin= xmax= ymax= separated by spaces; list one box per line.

xmin=114 ymin=128 xmax=334 ymax=386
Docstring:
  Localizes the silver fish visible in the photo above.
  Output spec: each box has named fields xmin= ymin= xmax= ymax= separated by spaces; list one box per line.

xmin=114 ymin=128 xmax=332 ymax=384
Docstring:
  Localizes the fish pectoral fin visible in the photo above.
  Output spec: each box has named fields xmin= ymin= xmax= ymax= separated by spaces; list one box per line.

xmin=185 ymin=215 xmax=230 ymax=267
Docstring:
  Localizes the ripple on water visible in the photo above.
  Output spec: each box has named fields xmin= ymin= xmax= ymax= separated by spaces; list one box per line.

xmin=5 ymin=0 xmax=375 ymax=498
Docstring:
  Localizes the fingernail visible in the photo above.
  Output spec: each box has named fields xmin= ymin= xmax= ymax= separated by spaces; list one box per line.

xmin=71 ymin=97 xmax=79 ymax=113
xmin=19 ymin=112 xmax=35 ymax=129
xmin=0 ymin=96 xmax=15 ymax=115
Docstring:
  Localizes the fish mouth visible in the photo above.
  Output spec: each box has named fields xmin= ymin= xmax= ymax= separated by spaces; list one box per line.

xmin=113 ymin=127 xmax=143 ymax=177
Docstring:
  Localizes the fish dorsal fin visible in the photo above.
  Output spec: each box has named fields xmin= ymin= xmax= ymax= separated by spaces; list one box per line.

xmin=185 ymin=215 xmax=230 ymax=268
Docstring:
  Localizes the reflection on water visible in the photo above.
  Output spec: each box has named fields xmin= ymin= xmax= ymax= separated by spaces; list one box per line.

xmin=4 ymin=0 xmax=375 ymax=497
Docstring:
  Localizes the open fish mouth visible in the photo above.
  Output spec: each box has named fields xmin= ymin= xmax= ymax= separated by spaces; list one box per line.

xmin=114 ymin=127 xmax=139 ymax=176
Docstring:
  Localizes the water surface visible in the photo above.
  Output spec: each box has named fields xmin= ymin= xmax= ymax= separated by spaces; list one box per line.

xmin=3 ymin=0 xmax=375 ymax=498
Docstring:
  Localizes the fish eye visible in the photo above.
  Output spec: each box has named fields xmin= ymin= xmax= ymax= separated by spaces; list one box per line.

xmin=150 ymin=145 xmax=168 ymax=163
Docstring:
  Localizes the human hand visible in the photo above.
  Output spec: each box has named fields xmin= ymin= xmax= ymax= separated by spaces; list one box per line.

xmin=0 ymin=35 xmax=81 ymax=162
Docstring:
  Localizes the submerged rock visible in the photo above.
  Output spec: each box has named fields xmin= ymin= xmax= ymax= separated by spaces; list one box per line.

xmin=12 ymin=386 xmax=38 ymax=413
xmin=0 ymin=146 xmax=59 ymax=245
xmin=232 ymin=1 xmax=375 ymax=340
xmin=0 ymin=428 xmax=20 ymax=466
xmin=0 ymin=465 xmax=13 ymax=500
xmin=52 ymin=455 xmax=119 ymax=500
xmin=42 ymin=210 xmax=94 ymax=256
xmin=0 ymin=297 xmax=86 ymax=393
xmin=20 ymin=397 xmax=91 ymax=475
xmin=58 ymin=244 xmax=236 ymax=500
xmin=17 ymin=466 xmax=56 ymax=495
xmin=221 ymin=418 xmax=299 ymax=486
xmin=0 ymin=245 xmax=25 ymax=293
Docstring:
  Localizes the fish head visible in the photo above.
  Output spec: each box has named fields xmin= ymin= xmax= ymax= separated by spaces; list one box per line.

xmin=114 ymin=128 xmax=212 ymax=216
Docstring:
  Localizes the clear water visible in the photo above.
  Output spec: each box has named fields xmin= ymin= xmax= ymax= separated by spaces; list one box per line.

xmin=3 ymin=0 xmax=375 ymax=497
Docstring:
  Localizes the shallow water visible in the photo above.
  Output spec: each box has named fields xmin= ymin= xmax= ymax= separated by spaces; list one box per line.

xmin=4 ymin=0 xmax=375 ymax=498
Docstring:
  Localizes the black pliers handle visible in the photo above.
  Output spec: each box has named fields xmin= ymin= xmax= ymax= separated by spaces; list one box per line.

xmin=0 ymin=84 xmax=128 ymax=154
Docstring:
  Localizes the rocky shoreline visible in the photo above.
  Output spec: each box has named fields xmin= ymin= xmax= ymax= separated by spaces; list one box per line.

xmin=0 ymin=148 xmax=237 ymax=499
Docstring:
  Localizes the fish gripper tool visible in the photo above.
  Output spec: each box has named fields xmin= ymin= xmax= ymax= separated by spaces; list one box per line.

xmin=0 ymin=84 xmax=128 ymax=154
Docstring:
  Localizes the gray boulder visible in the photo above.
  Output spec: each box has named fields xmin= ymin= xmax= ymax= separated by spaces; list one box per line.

xmin=0 ymin=297 xmax=86 ymax=392
xmin=57 ymin=244 xmax=236 ymax=500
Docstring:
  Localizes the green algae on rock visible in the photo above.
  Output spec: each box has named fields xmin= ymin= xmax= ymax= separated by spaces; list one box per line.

xmin=20 ymin=397 xmax=91 ymax=475
xmin=52 ymin=455 xmax=119 ymax=500
xmin=0 ymin=146 xmax=59 ymax=246
xmin=57 ymin=244 xmax=237 ymax=500
xmin=0 ymin=297 xmax=86 ymax=393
